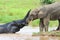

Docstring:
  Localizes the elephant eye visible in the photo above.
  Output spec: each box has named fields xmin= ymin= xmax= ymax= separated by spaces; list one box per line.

xmin=30 ymin=15 xmax=33 ymax=18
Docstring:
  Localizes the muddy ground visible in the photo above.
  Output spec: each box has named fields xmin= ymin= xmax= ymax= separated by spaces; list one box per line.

xmin=0 ymin=33 xmax=60 ymax=40
xmin=0 ymin=33 xmax=39 ymax=40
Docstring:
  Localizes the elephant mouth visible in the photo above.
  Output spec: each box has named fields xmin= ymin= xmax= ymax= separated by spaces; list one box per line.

xmin=28 ymin=18 xmax=33 ymax=25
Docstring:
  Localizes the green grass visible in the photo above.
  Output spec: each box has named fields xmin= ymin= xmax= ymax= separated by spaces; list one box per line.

xmin=0 ymin=0 xmax=59 ymax=27
xmin=0 ymin=0 xmax=40 ymax=23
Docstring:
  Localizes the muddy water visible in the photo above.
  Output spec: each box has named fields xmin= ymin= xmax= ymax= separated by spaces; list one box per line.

xmin=0 ymin=26 xmax=59 ymax=40
xmin=40 ymin=36 xmax=60 ymax=40
xmin=0 ymin=34 xmax=39 ymax=40
xmin=17 ymin=26 xmax=57 ymax=34
xmin=0 ymin=34 xmax=60 ymax=40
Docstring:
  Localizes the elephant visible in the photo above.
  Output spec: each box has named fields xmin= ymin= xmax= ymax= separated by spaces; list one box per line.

xmin=26 ymin=2 xmax=60 ymax=32
xmin=0 ymin=9 xmax=31 ymax=33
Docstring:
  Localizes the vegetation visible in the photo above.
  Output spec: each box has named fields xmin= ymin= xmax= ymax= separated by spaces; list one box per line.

xmin=40 ymin=0 xmax=55 ymax=5
xmin=0 ymin=0 xmax=60 ymax=27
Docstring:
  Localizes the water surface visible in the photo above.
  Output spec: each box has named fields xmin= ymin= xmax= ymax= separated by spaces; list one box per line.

xmin=0 ymin=26 xmax=59 ymax=40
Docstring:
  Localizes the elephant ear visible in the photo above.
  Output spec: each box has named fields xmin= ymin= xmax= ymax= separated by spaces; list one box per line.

xmin=38 ymin=10 xmax=48 ymax=18
xmin=38 ymin=11 xmax=44 ymax=18
xmin=38 ymin=6 xmax=47 ymax=18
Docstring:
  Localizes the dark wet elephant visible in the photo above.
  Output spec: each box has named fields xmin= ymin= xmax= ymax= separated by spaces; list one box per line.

xmin=26 ymin=2 xmax=60 ymax=32
xmin=0 ymin=9 xmax=31 ymax=33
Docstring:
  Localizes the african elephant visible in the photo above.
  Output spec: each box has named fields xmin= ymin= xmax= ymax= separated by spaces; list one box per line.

xmin=0 ymin=9 xmax=31 ymax=33
xmin=26 ymin=2 xmax=60 ymax=32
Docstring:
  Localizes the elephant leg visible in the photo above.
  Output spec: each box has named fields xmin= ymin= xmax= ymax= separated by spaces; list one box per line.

xmin=39 ymin=18 xmax=44 ymax=32
xmin=56 ymin=19 xmax=60 ymax=30
xmin=43 ymin=17 xmax=49 ymax=32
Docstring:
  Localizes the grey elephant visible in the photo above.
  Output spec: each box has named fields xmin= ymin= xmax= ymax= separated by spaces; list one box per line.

xmin=26 ymin=2 xmax=60 ymax=32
